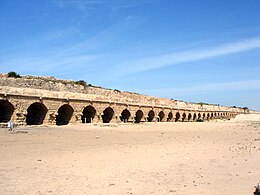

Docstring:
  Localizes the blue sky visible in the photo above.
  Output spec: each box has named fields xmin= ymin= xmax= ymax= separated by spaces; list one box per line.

xmin=0 ymin=0 xmax=260 ymax=110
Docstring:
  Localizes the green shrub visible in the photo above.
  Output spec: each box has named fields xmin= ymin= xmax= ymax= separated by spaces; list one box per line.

xmin=7 ymin=71 xmax=21 ymax=78
xmin=114 ymin=89 xmax=121 ymax=93
xmin=75 ymin=80 xmax=87 ymax=87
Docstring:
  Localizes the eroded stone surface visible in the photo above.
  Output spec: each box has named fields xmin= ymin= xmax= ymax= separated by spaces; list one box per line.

xmin=0 ymin=74 xmax=252 ymax=126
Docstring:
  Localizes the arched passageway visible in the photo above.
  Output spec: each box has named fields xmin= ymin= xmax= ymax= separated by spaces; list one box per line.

xmin=211 ymin=113 xmax=214 ymax=118
xmin=175 ymin=112 xmax=180 ymax=122
xmin=102 ymin=107 xmax=114 ymax=123
xmin=182 ymin=113 xmax=186 ymax=122
xmin=0 ymin=100 xmax=14 ymax=123
xmin=135 ymin=110 xmax=143 ymax=123
xmin=193 ymin=113 xmax=197 ymax=121
xmin=198 ymin=113 xmax=201 ymax=120
xmin=26 ymin=102 xmax=47 ymax=125
xmin=203 ymin=113 xmax=206 ymax=119
xmin=167 ymin=112 xmax=173 ymax=122
xmin=207 ymin=113 xmax=210 ymax=119
xmin=82 ymin=106 xmax=96 ymax=123
xmin=147 ymin=110 xmax=155 ymax=122
xmin=56 ymin=104 xmax=73 ymax=125
xmin=188 ymin=113 xmax=192 ymax=121
xmin=158 ymin=111 xmax=165 ymax=122
xmin=120 ymin=109 xmax=131 ymax=122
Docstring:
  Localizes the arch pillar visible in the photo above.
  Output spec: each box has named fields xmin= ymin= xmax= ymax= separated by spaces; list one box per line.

xmin=44 ymin=110 xmax=56 ymax=125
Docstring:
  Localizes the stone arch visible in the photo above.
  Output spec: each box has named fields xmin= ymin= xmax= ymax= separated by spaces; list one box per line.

xmin=182 ymin=113 xmax=186 ymax=122
xmin=102 ymin=107 xmax=114 ymax=123
xmin=198 ymin=113 xmax=201 ymax=119
xmin=207 ymin=113 xmax=210 ymax=119
xmin=0 ymin=100 xmax=15 ymax=123
xmin=188 ymin=113 xmax=192 ymax=121
xmin=26 ymin=102 xmax=48 ymax=125
xmin=82 ymin=105 xmax=96 ymax=123
xmin=175 ymin=112 xmax=180 ymax=122
xmin=158 ymin=111 xmax=165 ymax=122
xmin=56 ymin=104 xmax=73 ymax=126
xmin=193 ymin=113 xmax=197 ymax=121
xmin=203 ymin=113 xmax=206 ymax=119
xmin=135 ymin=110 xmax=143 ymax=123
xmin=120 ymin=109 xmax=131 ymax=123
xmin=211 ymin=113 xmax=214 ymax=118
xmin=147 ymin=110 xmax=155 ymax=122
xmin=167 ymin=112 xmax=173 ymax=122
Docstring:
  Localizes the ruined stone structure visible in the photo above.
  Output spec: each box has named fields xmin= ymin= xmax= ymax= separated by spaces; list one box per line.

xmin=0 ymin=74 xmax=251 ymax=126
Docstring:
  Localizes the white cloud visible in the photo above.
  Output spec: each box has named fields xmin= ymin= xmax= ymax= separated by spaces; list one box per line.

xmin=143 ymin=80 xmax=260 ymax=96
xmin=53 ymin=0 xmax=156 ymax=10
xmin=112 ymin=37 xmax=260 ymax=76
xmin=53 ymin=0 xmax=104 ymax=10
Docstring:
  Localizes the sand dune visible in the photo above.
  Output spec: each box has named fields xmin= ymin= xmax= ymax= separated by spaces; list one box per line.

xmin=0 ymin=114 xmax=259 ymax=195
xmin=230 ymin=113 xmax=260 ymax=122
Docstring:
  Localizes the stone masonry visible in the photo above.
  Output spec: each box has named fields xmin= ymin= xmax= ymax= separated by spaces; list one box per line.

xmin=0 ymin=74 xmax=252 ymax=126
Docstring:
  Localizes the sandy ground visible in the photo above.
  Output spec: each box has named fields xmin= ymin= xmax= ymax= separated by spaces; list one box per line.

xmin=0 ymin=114 xmax=259 ymax=195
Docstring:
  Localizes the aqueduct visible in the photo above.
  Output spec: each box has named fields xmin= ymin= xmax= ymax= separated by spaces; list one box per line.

xmin=0 ymin=75 xmax=250 ymax=126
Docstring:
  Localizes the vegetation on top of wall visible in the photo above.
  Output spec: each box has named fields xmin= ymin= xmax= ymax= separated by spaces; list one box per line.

xmin=197 ymin=102 xmax=210 ymax=106
xmin=7 ymin=71 xmax=21 ymax=78
xmin=114 ymin=89 xmax=121 ymax=93
xmin=74 ymin=80 xmax=87 ymax=88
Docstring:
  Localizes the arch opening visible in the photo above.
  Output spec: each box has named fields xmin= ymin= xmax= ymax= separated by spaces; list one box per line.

xmin=26 ymin=102 xmax=47 ymax=125
xmin=0 ymin=100 xmax=14 ymax=123
xmin=175 ymin=112 xmax=180 ymax=122
xmin=56 ymin=104 xmax=73 ymax=126
xmin=193 ymin=113 xmax=197 ymax=121
xmin=182 ymin=113 xmax=186 ymax=122
xmin=135 ymin=110 xmax=143 ymax=123
xmin=158 ymin=111 xmax=165 ymax=122
xmin=120 ymin=109 xmax=131 ymax=123
xmin=102 ymin=107 xmax=114 ymax=123
xmin=147 ymin=110 xmax=155 ymax=122
xmin=82 ymin=106 xmax=96 ymax=123
xmin=188 ymin=113 xmax=192 ymax=121
xmin=167 ymin=112 xmax=173 ymax=122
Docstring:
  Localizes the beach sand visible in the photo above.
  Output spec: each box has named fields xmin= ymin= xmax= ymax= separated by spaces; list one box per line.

xmin=0 ymin=114 xmax=259 ymax=195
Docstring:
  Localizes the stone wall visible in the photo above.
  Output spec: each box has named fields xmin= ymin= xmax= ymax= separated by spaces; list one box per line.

xmin=0 ymin=74 xmax=255 ymax=126
xmin=0 ymin=74 xmax=249 ymax=113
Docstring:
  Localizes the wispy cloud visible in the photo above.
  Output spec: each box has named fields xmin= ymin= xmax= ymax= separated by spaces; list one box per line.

xmin=111 ymin=37 xmax=260 ymax=77
xmin=53 ymin=0 xmax=156 ymax=10
xmin=0 ymin=14 xmax=143 ymax=78
xmin=143 ymin=80 xmax=260 ymax=96
xmin=53 ymin=0 xmax=104 ymax=10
